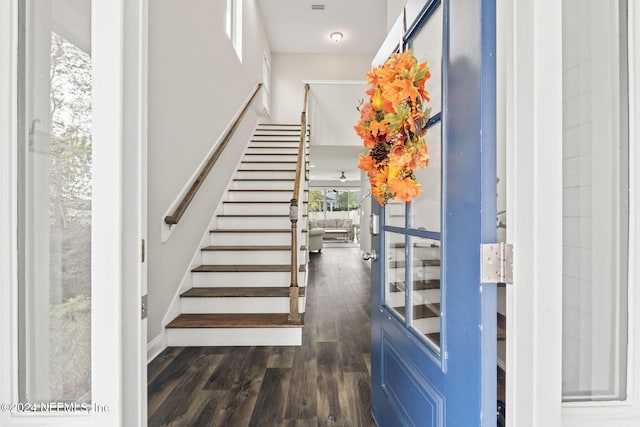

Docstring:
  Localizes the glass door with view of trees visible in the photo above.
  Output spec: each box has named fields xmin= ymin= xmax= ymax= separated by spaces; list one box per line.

xmin=18 ymin=1 xmax=92 ymax=405
xmin=308 ymin=188 xmax=362 ymax=239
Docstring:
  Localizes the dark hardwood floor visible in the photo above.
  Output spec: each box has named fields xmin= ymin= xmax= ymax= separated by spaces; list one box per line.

xmin=148 ymin=245 xmax=376 ymax=427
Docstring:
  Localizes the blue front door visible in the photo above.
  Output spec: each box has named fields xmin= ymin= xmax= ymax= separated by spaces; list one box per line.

xmin=370 ymin=0 xmax=497 ymax=426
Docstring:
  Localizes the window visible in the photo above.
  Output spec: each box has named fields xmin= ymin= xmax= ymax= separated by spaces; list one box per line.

xmin=561 ymin=0 xmax=629 ymax=402
xmin=18 ymin=1 xmax=93 ymax=404
xmin=226 ymin=0 xmax=242 ymax=61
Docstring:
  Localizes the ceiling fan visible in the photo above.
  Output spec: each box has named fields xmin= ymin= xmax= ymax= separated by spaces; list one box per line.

xmin=332 ymin=171 xmax=348 ymax=182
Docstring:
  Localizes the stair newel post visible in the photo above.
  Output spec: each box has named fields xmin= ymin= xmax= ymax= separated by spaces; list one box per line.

xmin=289 ymin=198 xmax=301 ymax=324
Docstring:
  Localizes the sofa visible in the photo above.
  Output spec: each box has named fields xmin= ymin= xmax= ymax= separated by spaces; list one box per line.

xmin=309 ymin=228 xmax=325 ymax=253
xmin=308 ymin=218 xmax=354 ymax=241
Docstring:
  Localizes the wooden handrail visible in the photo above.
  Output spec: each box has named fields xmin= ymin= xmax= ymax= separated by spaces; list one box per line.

xmin=164 ymin=83 xmax=263 ymax=225
xmin=288 ymin=83 xmax=310 ymax=324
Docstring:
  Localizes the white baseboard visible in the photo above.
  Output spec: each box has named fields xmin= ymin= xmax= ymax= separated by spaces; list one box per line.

xmin=147 ymin=333 xmax=166 ymax=364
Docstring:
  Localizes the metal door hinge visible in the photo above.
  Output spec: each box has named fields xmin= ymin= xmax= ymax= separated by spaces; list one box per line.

xmin=481 ymin=243 xmax=513 ymax=285
xmin=141 ymin=294 xmax=148 ymax=320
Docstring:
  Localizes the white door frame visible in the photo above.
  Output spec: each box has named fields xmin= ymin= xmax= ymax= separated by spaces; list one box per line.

xmin=505 ymin=1 xmax=640 ymax=426
xmin=0 ymin=0 xmax=147 ymax=425
xmin=503 ymin=0 xmax=563 ymax=425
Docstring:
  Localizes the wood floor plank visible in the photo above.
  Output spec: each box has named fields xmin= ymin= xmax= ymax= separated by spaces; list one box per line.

xmin=148 ymin=347 xmax=202 ymax=416
xmin=344 ymin=372 xmax=376 ymax=427
xmin=249 ymin=368 xmax=292 ymax=427
xmin=203 ymin=347 xmax=250 ymax=391
xmin=266 ymin=346 xmax=296 ymax=368
xmin=284 ymin=344 xmax=318 ymax=421
xmin=212 ymin=347 xmax=271 ymax=427
xmin=148 ymin=349 xmax=222 ymax=425
xmin=316 ymin=341 xmax=342 ymax=426
xmin=147 ymin=346 xmax=181 ymax=384
xmin=187 ymin=390 xmax=227 ymax=427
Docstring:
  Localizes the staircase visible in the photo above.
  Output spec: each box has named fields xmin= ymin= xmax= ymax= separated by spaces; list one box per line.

xmin=166 ymin=123 xmax=309 ymax=346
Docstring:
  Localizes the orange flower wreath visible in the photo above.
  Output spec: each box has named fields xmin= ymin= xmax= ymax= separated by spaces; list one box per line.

xmin=355 ymin=49 xmax=431 ymax=205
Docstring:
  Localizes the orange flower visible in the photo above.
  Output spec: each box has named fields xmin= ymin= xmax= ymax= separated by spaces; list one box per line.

xmin=358 ymin=154 xmax=376 ymax=171
xmin=360 ymin=102 xmax=374 ymax=121
xmin=389 ymin=177 xmax=421 ymax=201
xmin=369 ymin=119 xmax=388 ymax=137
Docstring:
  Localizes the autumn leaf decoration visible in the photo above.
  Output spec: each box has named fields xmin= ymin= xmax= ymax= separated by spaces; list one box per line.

xmin=355 ymin=50 xmax=431 ymax=205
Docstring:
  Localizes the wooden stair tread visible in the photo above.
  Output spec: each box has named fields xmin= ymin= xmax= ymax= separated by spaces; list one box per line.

xmin=228 ymin=189 xmax=308 ymax=192
xmin=245 ymin=153 xmax=300 ymax=156
xmin=217 ymin=214 xmax=291 ymax=217
xmin=193 ymin=265 xmax=290 ymax=273
xmin=222 ymin=201 xmax=307 ymax=204
xmin=181 ymin=286 xmax=306 ymax=298
xmin=247 ymin=146 xmax=300 ymax=149
xmin=426 ymin=333 xmax=440 ymax=345
xmin=241 ymin=161 xmax=309 ymax=164
xmin=237 ymin=169 xmax=296 ymax=172
xmin=216 ymin=214 xmax=307 ymax=218
xmin=394 ymin=304 xmax=441 ymax=319
xmin=192 ymin=264 xmax=306 ymax=273
xmin=497 ymin=313 xmax=506 ymax=341
xmin=389 ymin=280 xmax=440 ymax=292
xmin=389 ymin=259 xmax=441 ymax=268
xmin=233 ymin=178 xmax=295 ymax=181
xmin=210 ymin=228 xmax=292 ymax=233
xmin=202 ymin=245 xmax=291 ymax=251
xmin=166 ymin=313 xmax=304 ymax=329
xmin=257 ymin=123 xmax=300 ymax=127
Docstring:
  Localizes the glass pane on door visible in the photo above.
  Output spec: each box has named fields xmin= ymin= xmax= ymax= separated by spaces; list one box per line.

xmin=411 ymin=122 xmax=441 ymax=232
xmin=409 ymin=236 xmax=441 ymax=350
xmin=18 ymin=0 xmax=92 ymax=404
xmin=385 ymin=231 xmax=407 ymax=321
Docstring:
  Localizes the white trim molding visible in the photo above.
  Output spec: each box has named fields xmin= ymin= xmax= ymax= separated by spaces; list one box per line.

xmin=504 ymin=0 xmax=563 ymax=425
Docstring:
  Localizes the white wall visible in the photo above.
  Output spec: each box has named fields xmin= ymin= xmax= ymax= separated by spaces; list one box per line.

xmin=270 ymin=53 xmax=373 ymax=123
xmin=308 ymin=82 xmax=367 ymax=147
xmin=147 ymin=0 xmax=270 ymax=342
xmin=387 ymin=0 xmax=406 ymax=31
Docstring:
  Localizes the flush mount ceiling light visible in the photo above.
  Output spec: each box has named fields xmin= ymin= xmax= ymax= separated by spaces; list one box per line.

xmin=330 ymin=32 xmax=343 ymax=42
xmin=339 ymin=171 xmax=347 ymax=182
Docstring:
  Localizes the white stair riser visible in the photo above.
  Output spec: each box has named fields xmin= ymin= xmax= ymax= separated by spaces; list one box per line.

xmin=227 ymin=191 xmax=294 ymax=202
xmin=244 ymin=154 xmax=304 ymax=162
xmin=180 ymin=296 xmax=306 ymax=314
xmin=250 ymin=141 xmax=300 ymax=148
xmin=413 ymin=318 xmax=440 ymax=334
xmin=240 ymin=162 xmax=299 ymax=170
xmin=252 ymin=126 xmax=300 ymax=134
xmin=202 ymin=250 xmax=291 ymax=265
xmin=414 ymin=289 xmax=441 ymax=305
xmin=388 ymin=267 xmax=440 ymax=282
xmin=192 ymin=271 xmax=305 ymax=287
xmin=167 ymin=327 xmax=302 ymax=347
xmin=209 ymin=232 xmax=291 ymax=245
xmin=222 ymin=203 xmax=289 ymax=215
xmin=217 ymin=216 xmax=292 ymax=229
xmin=232 ymin=180 xmax=294 ymax=190
xmin=246 ymin=148 xmax=299 ymax=155
xmin=387 ymin=289 xmax=440 ymax=308
xmin=236 ymin=171 xmax=296 ymax=180
xmin=251 ymin=135 xmax=309 ymax=141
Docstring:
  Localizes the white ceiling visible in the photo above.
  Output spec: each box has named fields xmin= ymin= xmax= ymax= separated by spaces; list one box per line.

xmin=257 ymin=0 xmax=389 ymax=186
xmin=257 ymin=0 xmax=387 ymax=54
